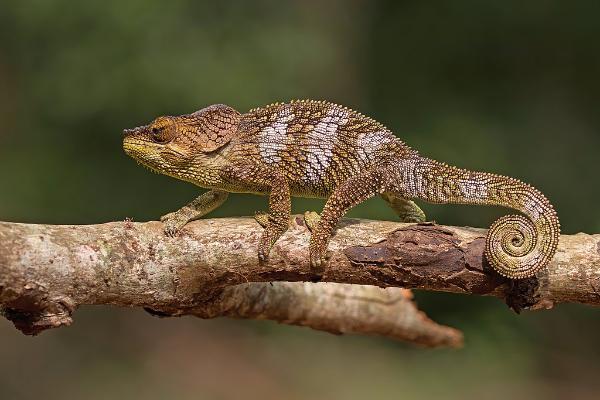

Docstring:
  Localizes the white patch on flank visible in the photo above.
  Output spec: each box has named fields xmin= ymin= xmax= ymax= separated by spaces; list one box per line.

xmin=259 ymin=107 xmax=295 ymax=164
xmin=304 ymin=108 xmax=349 ymax=181
xmin=458 ymin=180 xmax=488 ymax=201
xmin=356 ymin=130 xmax=393 ymax=163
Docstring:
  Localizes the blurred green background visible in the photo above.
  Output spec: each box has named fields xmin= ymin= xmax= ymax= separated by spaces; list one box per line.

xmin=1 ymin=1 xmax=599 ymax=399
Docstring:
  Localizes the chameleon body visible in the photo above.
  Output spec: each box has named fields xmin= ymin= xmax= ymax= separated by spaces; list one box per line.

xmin=123 ymin=100 xmax=560 ymax=279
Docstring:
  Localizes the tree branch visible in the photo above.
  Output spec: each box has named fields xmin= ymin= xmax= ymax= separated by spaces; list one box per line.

xmin=1 ymin=217 xmax=597 ymax=344
xmin=194 ymin=282 xmax=462 ymax=348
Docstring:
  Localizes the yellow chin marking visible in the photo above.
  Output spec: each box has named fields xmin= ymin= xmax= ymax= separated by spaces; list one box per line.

xmin=123 ymin=139 xmax=164 ymax=173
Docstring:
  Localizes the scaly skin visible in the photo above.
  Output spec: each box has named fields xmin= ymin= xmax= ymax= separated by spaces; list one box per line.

xmin=123 ymin=100 xmax=560 ymax=279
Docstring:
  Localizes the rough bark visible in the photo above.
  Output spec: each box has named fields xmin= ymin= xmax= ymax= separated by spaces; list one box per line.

xmin=1 ymin=217 xmax=598 ymax=345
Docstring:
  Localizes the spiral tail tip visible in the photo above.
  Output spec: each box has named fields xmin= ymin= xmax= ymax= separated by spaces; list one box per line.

xmin=484 ymin=214 xmax=558 ymax=279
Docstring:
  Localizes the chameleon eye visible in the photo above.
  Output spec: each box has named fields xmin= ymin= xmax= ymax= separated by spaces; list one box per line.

xmin=150 ymin=126 xmax=170 ymax=143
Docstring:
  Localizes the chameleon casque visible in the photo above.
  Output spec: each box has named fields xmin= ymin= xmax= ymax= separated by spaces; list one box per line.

xmin=123 ymin=100 xmax=560 ymax=279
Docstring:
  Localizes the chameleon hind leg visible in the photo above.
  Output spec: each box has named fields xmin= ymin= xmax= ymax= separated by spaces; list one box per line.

xmin=161 ymin=189 xmax=229 ymax=236
xmin=309 ymin=170 xmax=381 ymax=270
xmin=381 ymin=192 xmax=426 ymax=223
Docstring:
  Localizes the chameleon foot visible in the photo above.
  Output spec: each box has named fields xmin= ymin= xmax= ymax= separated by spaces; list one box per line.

xmin=381 ymin=192 xmax=427 ymax=223
xmin=256 ymin=211 xmax=316 ymax=229
xmin=255 ymin=212 xmax=273 ymax=263
xmin=254 ymin=211 xmax=270 ymax=228
xmin=257 ymin=249 xmax=269 ymax=265
xmin=303 ymin=211 xmax=321 ymax=232
xmin=308 ymin=235 xmax=327 ymax=273
xmin=309 ymin=249 xmax=326 ymax=274
xmin=160 ymin=210 xmax=193 ymax=237
xmin=159 ymin=190 xmax=229 ymax=237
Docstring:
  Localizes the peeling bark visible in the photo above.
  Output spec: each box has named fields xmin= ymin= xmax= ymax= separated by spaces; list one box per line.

xmin=0 ymin=217 xmax=598 ymax=344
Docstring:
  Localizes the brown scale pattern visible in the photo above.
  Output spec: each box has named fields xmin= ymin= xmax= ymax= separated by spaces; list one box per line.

xmin=123 ymin=100 xmax=560 ymax=279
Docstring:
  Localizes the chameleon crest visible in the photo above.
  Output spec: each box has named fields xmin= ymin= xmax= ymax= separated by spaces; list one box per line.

xmin=123 ymin=100 xmax=560 ymax=279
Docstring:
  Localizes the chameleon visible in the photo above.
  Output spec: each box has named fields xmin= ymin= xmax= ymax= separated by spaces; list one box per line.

xmin=122 ymin=100 xmax=560 ymax=279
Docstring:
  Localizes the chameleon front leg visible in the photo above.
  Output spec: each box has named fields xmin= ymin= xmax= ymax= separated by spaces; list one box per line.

xmin=161 ymin=189 xmax=229 ymax=236
xmin=257 ymin=174 xmax=291 ymax=263
xmin=309 ymin=170 xmax=380 ymax=270
xmin=381 ymin=192 xmax=426 ymax=223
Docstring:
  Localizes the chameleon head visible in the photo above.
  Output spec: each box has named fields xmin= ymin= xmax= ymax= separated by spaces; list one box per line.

xmin=122 ymin=104 xmax=240 ymax=181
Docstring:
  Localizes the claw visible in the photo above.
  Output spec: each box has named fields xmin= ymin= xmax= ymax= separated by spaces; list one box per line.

xmin=161 ymin=211 xmax=189 ymax=237
xmin=309 ymin=249 xmax=326 ymax=274
xmin=257 ymin=230 xmax=274 ymax=265
xmin=163 ymin=222 xmax=182 ymax=237
xmin=258 ymin=251 xmax=269 ymax=265
xmin=164 ymin=228 xmax=178 ymax=237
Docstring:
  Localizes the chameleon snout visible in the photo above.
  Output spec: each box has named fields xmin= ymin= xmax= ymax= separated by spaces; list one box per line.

xmin=123 ymin=126 xmax=145 ymax=137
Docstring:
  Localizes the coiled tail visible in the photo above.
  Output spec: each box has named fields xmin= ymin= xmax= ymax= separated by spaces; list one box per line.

xmin=391 ymin=157 xmax=560 ymax=279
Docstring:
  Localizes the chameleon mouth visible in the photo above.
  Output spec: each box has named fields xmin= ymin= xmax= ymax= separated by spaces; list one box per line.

xmin=123 ymin=137 xmax=190 ymax=181
xmin=122 ymin=137 xmax=144 ymax=158
xmin=122 ymin=137 xmax=163 ymax=173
